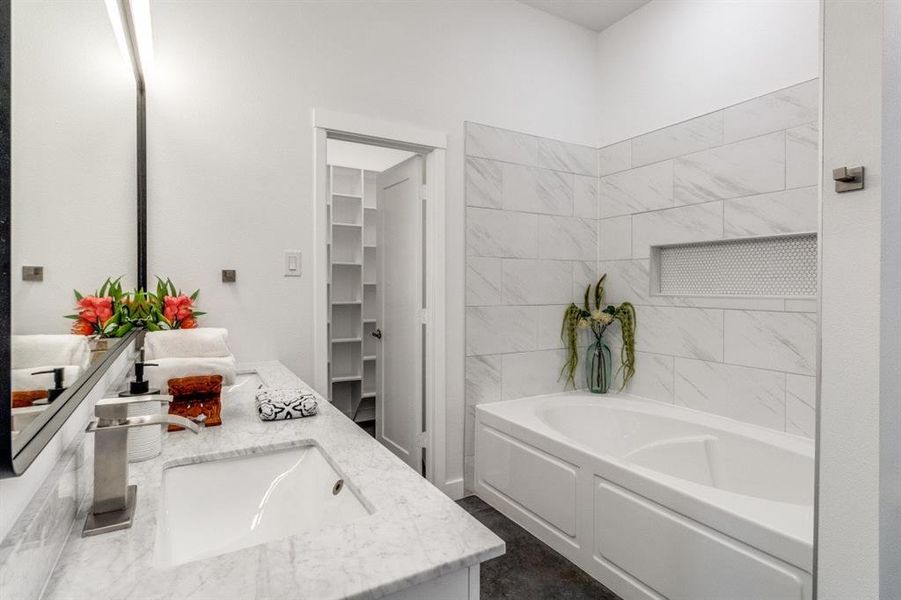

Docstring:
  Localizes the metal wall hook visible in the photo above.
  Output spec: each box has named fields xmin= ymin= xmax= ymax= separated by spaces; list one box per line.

xmin=833 ymin=166 xmax=865 ymax=192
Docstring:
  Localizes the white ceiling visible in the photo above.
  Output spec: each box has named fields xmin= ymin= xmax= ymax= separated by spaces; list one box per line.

xmin=519 ymin=0 xmax=650 ymax=33
xmin=327 ymin=139 xmax=415 ymax=172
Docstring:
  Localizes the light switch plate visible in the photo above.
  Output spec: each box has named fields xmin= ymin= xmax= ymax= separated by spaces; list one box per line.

xmin=22 ymin=266 xmax=43 ymax=281
xmin=284 ymin=251 xmax=302 ymax=277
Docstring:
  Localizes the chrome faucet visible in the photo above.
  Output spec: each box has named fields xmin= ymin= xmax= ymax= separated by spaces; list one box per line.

xmin=82 ymin=395 xmax=204 ymax=537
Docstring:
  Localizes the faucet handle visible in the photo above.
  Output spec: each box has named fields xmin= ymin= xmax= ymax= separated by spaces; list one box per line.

xmin=95 ymin=395 xmax=173 ymax=419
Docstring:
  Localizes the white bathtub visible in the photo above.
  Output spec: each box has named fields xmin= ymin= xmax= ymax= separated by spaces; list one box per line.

xmin=474 ymin=392 xmax=814 ymax=600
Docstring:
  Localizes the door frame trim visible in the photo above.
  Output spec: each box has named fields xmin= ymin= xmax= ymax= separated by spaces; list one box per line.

xmin=312 ymin=109 xmax=450 ymax=496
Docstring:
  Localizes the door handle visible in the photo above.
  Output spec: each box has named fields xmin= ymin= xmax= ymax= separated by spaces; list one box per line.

xmin=371 ymin=329 xmax=382 ymax=340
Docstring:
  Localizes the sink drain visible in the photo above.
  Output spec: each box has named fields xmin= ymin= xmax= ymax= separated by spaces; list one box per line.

xmin=332 ymin=479 xmax=344 ymax=495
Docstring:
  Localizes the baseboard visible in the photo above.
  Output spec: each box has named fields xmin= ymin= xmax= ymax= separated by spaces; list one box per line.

xmin=442 ymin=477 xmax=465 ymax=500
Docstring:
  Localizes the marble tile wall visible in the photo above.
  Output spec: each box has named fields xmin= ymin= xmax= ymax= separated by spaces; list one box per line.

xmin=597 ymin=79 xmax=820 ymax=439
xmin=463 ymin=80 xmax=819 ymax=489
xmin=464 ymin=122 xmax=599 ymax=489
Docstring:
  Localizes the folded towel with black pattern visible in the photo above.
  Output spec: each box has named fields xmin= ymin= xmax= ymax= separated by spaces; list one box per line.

xmin=255 ymin=388 xmax=318 ymax=421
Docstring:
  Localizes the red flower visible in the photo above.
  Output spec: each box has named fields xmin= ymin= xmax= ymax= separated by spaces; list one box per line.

xmin=180 ymin=316 xmax=197 ymax=329
xmin=78 ymin=296 xmax=114 ymax=325
xmin=163 ymin=295 xmax=193 ymax=324
xmin=71 ymin=318 xmax=94 ymax=336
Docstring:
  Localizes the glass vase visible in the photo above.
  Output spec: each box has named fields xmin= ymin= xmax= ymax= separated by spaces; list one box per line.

xmin=585 ymin=338 xmax=612 ymax=394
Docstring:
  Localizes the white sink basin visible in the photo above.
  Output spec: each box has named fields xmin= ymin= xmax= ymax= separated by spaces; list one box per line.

xmin=155 ymin=445 xmax=370 ymax=567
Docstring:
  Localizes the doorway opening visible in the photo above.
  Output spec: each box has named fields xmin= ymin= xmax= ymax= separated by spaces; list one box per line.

xmin=313 ymin=114 xmax=447 ymax=490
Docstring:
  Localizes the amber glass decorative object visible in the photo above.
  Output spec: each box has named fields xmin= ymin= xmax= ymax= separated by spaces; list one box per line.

xmin=166 ymin=375 xmax=223 ymax=431
xmin=11 ymin=390 xmax=48 ymax=408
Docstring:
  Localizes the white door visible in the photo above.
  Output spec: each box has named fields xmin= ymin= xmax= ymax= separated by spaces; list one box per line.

xmin=375 ymin=155 xmax=424 ymax=474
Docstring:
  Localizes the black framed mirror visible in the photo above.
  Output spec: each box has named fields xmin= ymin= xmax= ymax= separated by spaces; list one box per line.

xmin=0 ymin=0 xmax=147 ymax=477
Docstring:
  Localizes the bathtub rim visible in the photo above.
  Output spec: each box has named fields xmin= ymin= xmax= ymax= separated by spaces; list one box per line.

xmin=478 ymin=390 xmax=815 ymax=454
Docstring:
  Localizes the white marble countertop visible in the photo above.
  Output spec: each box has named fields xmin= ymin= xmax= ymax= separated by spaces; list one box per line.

xmin=41 ymin=362 xmax=504 ymax=600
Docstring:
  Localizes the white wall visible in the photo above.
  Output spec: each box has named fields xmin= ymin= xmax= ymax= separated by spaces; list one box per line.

xmin=11 ymin=0 xmax=136 ymax=334
xmin=595 ymin=0 xmax=820 ymax=146
xmin=879 ymin=3 xmax=901 ymax=594
xmin=817 ymin=1 xmax=900 ymax=596
xmin=147 ymin=0 xmax=601 ymax=491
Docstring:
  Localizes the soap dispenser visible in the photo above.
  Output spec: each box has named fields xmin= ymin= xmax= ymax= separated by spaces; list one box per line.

xmin=31 ymin=367 xmax=66 ymax=402
xmin=119 ymin=361 xmax=160 ymax=397
xmin=119 ymin=360 xmax=166 ymax=463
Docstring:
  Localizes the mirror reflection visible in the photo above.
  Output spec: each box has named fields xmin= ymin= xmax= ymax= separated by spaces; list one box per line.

xmin=10 ymin=0 xmax=136 ymax=443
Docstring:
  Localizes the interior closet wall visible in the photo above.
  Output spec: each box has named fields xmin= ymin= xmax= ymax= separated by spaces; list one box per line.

xmin=327 ymin=165 xmax=378 ymax=429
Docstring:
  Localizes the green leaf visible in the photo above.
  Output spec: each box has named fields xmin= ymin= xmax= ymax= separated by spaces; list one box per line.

xmin=73 ymin=289 xmax=84 ymax=301
xmin=190 ymin=289 xmax=200 ymax=302
xmin=594 ymin=274 xmax=606 ymax=310
xmin=559 ymin=304 xmax=583 ymax=390
xmin=191 ymin=311 xmax=206 ymax=316
xmin=145 ymin=321 xmax=161 ymax=332
xmin=114 ymin=323 xmax=134 ymax=337
xmin=98 ymin=278 xmax=110 ymax=298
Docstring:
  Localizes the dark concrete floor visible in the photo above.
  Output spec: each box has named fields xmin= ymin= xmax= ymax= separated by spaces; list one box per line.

xmin=458 ymin=496 xmax=622 ymax=600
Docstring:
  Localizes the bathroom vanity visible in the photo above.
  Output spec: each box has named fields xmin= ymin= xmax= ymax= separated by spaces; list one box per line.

xmin=5 ymin=363 xmax=503 ymax=600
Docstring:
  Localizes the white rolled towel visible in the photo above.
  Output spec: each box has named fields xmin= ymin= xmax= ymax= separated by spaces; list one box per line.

xmin=255 ymin=388 xmax=318 ymax=421
xmin=11 ymin=365 xmax=83 ymax=391
xmin=11 ymin=335 xmax=90 ymax=371
xmin=145 ymin=356 xmax=237 ymax=392
xmin=144 ymin=328 xmax=231 ymax=360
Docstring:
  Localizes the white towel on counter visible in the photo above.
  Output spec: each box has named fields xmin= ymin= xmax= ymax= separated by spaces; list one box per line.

xmin=145 ymin=356 xmax=237 ymax=392
xmin=11 ymin=365 xmax=83 ymax=391
xmin=144 ymin=328 xmax=231 ymax=360
xmin=11 ymin=335 xmax=90 ymax=371
xmin=255 ymin=388 xmax=318 ymax=421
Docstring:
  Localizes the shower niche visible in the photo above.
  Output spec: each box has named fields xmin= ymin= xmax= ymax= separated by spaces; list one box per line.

xmin=650 ymin=232 xmax=818 ymax=299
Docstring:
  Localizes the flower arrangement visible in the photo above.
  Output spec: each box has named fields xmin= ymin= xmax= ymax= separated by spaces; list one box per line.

xmin=561 ymin=274 xmax=636 ymax=392
xmin=65 ymin=276 xmax=205 ymax=337
xmin=144 ymin=277 xmax=205 ymax=331
xmin=66 ymin=277 xmax=136 ymax=338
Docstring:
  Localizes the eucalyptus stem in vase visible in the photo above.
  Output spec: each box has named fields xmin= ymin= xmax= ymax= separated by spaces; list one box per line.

xmin=560 ymin=274 xmax=637 ymax=393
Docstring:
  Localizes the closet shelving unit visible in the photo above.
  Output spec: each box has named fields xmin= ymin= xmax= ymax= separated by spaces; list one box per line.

xmin=327 ymin=166 xmax=378 ymax=432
